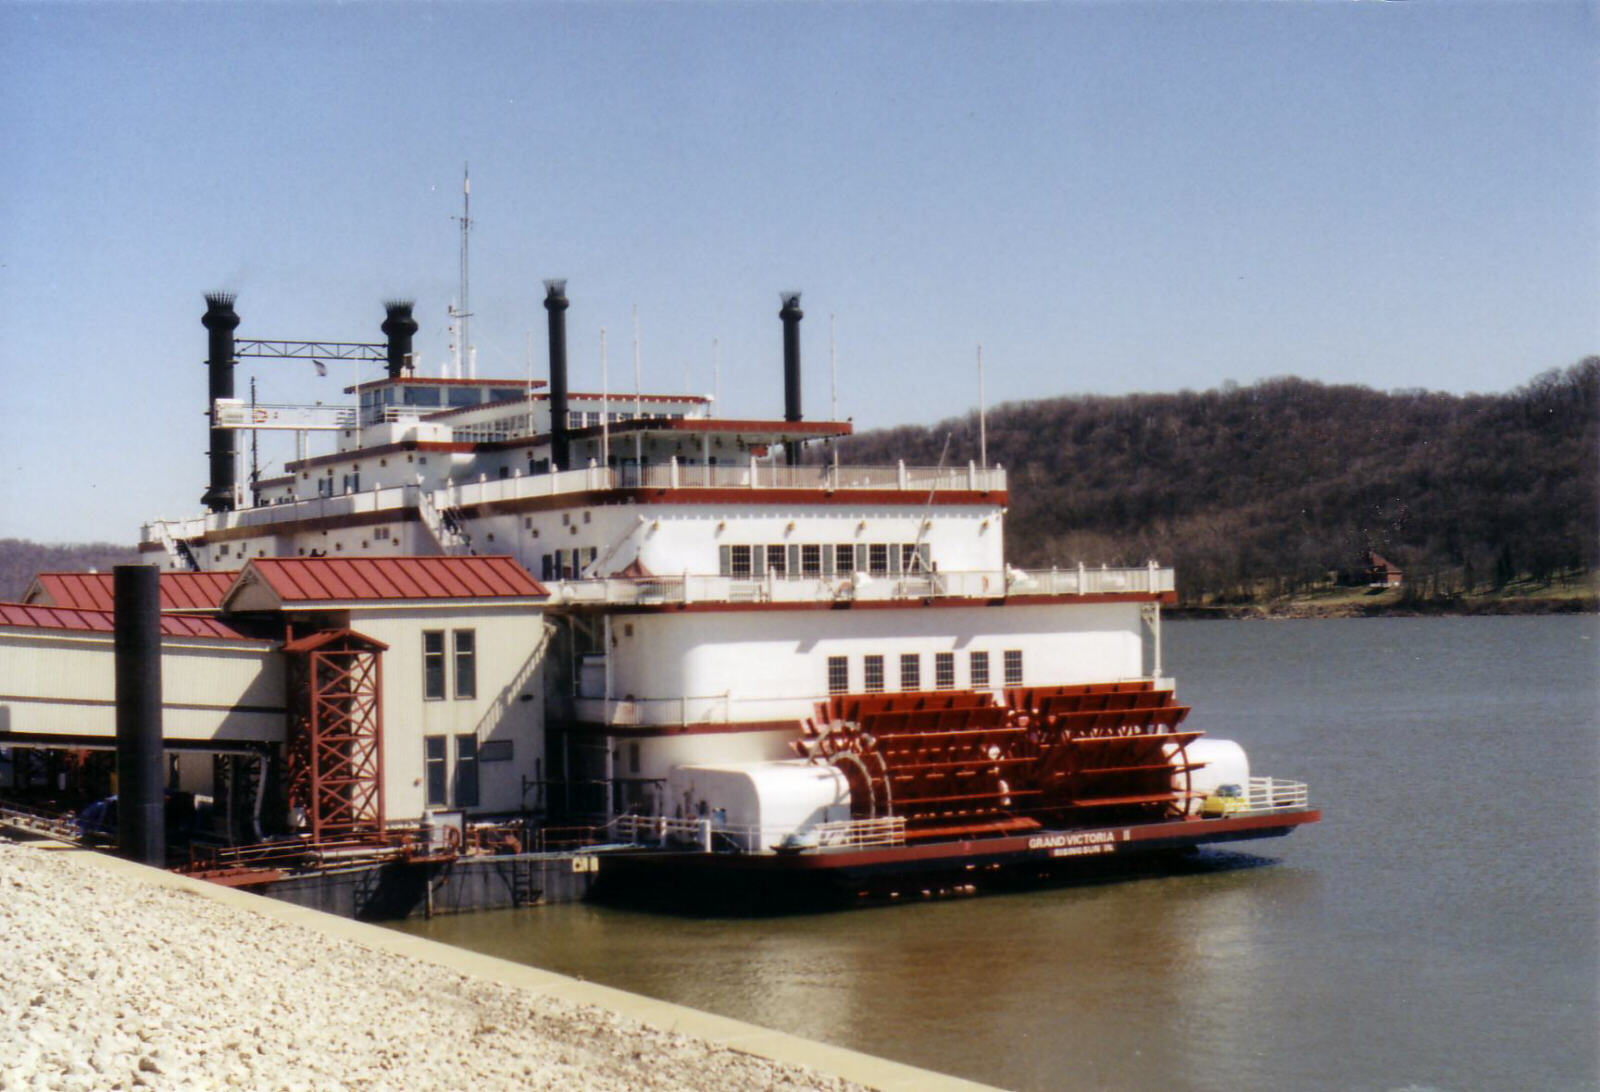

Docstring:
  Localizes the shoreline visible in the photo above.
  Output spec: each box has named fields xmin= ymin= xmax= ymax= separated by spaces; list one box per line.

xmin=1166 ymin=594 xmax=1596 ymax=621
xmin=0 ymin=833 xmax=994 ymax=1091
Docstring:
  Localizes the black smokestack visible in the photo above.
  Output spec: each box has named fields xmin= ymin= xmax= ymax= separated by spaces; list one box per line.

xmin=114 ymin=565 xmax=165 ymax=867
xmin=544 ymin=280 xmax=570 ymax=472
xmin=201 ymin=293 xmax=240 ymax=512
xmin=382 ymin=300 xmax=418 ymax=380
xmin=780 ymin=291 xmax=803 ymax=465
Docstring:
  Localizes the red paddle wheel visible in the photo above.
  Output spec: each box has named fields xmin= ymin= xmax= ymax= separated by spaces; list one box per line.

xmin=1006 ymin=682 xmax=1203 ymax=826
xmin=796 ymin=692 xmax=1041 ymax=840
xmin=795 ymin=681 xmax=1206 ymax=837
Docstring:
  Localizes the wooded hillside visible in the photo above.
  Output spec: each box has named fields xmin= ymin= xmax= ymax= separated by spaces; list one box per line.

xmin=2 ymin=360 xmax=1592 ymax=607
xmin=0 ymin=540 xmax=141 ymax=602
xmin=835 ymin=359 xmax=1598 ymax=603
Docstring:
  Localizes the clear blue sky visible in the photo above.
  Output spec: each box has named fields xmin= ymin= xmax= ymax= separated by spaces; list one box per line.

xmin=2 ymin=1 xmax=1595 ymax=544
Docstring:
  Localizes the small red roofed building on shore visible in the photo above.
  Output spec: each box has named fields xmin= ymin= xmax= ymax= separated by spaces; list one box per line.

xmin=1361 ymin=550 xmax=1405 ymax=588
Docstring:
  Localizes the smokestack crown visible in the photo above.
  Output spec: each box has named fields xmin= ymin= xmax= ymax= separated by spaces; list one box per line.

xmin=202 ymin=292 xmax=240 ymax=332
xmin=382 ymin=300 xmax=418 ymax=379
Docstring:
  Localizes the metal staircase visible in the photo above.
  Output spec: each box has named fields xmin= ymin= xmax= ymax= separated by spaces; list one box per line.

xmin=414 ymin=487 xmax=475 ymax=556
xmin=150 ymin=520 xmax=199 ymax=571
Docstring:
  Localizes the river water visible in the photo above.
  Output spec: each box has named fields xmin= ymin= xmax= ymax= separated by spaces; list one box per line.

xmin=392 ymin=616 xmax=1600 ymax=1091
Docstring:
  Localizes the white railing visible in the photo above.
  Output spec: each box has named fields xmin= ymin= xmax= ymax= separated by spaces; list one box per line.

xmin=550 ymin=562 xmax=1175 ymax=607
xmin=573 ymin=692 xmax=812 ymax=728
xmin=140 ymin=462 xmax=1012 ymax=550
xmin=1246 ymin=777 xmax=1310 ymax=812
xmin=612 ymin=813 xmax=907 ymax=854
xmin=634 ymin=461 xmax=1005 ymax=493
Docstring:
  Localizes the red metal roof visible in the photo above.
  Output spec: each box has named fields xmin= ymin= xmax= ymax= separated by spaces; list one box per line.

xmin=28 ymin=570 xmax=238 ymax=612
xmin=0 ymin=602 xmax=264 ymax=641
xmin=241 ymin=556 xmax=547 ymax=603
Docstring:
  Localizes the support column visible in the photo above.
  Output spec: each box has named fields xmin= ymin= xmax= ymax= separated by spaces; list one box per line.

xmin=114 ymin=565 xmax=164 ymax=866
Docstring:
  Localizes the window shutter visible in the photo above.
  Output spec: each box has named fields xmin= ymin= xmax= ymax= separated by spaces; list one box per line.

xmin=718 ymin=544 xmax=732 ymax=576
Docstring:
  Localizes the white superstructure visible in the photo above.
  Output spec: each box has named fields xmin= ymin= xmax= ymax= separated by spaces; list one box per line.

xmin=116 ymin=286 xmax=1183 ymax=836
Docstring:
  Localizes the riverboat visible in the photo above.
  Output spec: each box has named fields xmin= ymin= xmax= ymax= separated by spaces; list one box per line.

xmin=119 ymin=281 xmax=1319 ymax=901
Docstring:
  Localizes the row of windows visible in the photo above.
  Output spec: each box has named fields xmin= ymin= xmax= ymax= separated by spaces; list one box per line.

xmin=719 ymin=542 xmax=932 ymax=579
xmin=826 ymin=649 xmax=1023 ymax=694
xmin=566 ymin=410 xmax=685 ymax=427
xmin=542 ymin=547 xmax=600 ymax=581
xmin=424 ymin=734 xmax=479 ymax=808
xmin=423 ymin=630 xmax=476 ymax=700
xmin=361 ymin=385 xmax=527 ymax=410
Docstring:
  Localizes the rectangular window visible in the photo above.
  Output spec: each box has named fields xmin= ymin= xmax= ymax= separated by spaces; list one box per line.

xmin=453 ymin=630 xmax=476 ymax=700
xmin=864 ymin=655 xmax=885 ymax=694
xmin=935 ymin=652 xmax=955 ymax=690
xmin=835 ymin=543 xmax=856 ymax=573
xmin=454 ymin=735 xmax=479 ymax=807
xmin=868 ymin=543 xmax=889 ymax=575
xmin=423 ymin=631 xmax=445 ymax=700
xmin=900 ymin=653 xmax=921 ymax=692
xmin=1004 ymin=649 xmax=1024 ymax=687
xmin=827 ymin=655 xmax=849 ymax=694
xmin=424 ymin=736 xmax=447 ymax=807
xmin=766 ymin=544 xmax=787 ymax=576
xmin=730 ymin=544 xmax=753 ymax=578
xmin=970 ymin=651 xmax=990 ymax=689
xmin=802 ymin=544 xmax=822 ymax=577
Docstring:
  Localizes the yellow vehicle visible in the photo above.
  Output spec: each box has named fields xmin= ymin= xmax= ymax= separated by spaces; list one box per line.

xmin=1201 ymin=782 xmax=1249 ymax=818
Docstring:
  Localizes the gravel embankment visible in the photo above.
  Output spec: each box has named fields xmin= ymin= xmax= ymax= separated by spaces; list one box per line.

xmin=0 ymin=836 xmax=865 ymax=1091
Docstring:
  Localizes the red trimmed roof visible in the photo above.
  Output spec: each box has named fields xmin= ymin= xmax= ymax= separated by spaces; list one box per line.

xmin=0 ymin=602 xmax=264 ymax=641
xmin=281 ymin=628 xmax=389 ymax=654
xmin=240 ymin=556 xmax=547 ymax=602
xmin=28 ymin=570 xmax=238 ymax=612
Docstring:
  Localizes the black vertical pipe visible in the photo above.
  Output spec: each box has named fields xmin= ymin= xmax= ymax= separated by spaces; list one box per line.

xmin=114 ymin=565 xmax=165 ymax=866
xmin=382 ymin=300 xmax=418 ymax=380
xmin=544 ymin=280 xmax=570 ymax=472
xmin=780 ymin=292 xmax=804 ymax=465
xmin=201 ymin=293 xmax=240 ymax=512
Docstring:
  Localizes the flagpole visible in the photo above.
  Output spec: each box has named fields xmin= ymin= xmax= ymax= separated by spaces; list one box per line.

xmin=978 ymin=344 xmax=987 ymax=469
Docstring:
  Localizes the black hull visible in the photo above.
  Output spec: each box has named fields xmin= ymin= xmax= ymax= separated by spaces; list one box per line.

xmin=591 ymin=809 xmax=1320 ymax=915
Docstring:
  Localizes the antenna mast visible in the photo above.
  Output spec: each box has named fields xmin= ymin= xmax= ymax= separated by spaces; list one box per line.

xmin=451 ymin=164 xmax=474 ymax=378
xmin=830 ymin=314 xmax=839 ymax=473
xmin=601 ymin=327 xmax=610 ymax=466
xmin=632 ymin=304 xmax=643 ymax=466
xmin=978 ymin=344 xmax=987 ymax=469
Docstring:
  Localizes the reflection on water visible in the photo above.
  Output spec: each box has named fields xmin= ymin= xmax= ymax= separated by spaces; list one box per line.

xmin=394 ymin=617 xmax=1600 ymax=1092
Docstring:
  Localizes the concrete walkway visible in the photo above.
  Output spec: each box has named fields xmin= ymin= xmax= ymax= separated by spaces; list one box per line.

xmin=11 ymin=835 xmax=1000 ymax=1091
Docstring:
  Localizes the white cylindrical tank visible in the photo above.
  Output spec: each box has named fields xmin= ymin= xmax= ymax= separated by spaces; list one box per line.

xmin=1179 ymin=738 xmax=1250 ymax=816
xmin=668 ymin=760 xmax=852 ymax=852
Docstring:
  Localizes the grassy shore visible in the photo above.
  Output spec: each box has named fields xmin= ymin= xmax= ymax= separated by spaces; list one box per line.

xmin=1168 ymin=573 xmax=1599 ymax=620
